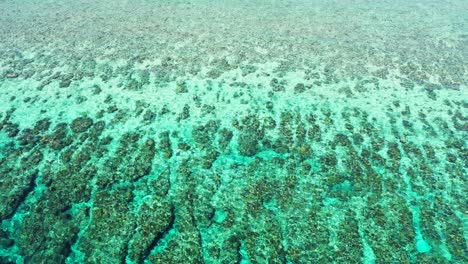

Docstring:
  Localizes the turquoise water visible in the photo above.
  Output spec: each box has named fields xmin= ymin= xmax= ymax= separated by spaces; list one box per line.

xmin=0 ymin=0 xmax=467 ymax=263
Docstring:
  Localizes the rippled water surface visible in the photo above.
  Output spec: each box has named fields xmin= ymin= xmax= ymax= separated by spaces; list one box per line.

xmin=0 ymin=0 xmax=467 ymax=263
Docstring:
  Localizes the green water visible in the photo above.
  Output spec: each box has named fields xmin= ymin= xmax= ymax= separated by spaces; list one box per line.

xmin=0 ymin=0 xmax=467 ymax=263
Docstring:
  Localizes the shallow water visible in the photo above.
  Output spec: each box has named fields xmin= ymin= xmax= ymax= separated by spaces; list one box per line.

xmin=0 ymin=0 xmax=467 ymax=263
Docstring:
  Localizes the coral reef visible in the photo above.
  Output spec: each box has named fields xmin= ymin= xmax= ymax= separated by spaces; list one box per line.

xmin=0 ymin=0 xmax=466 ymax=263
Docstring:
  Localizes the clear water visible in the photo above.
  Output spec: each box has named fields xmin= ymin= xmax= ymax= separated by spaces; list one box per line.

xmin=0 ymin=0 xmax=467 ymax=263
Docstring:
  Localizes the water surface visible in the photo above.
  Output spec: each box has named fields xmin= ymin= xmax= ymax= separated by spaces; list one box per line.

xmin=0 ymin=0 xmax=467 ymax=263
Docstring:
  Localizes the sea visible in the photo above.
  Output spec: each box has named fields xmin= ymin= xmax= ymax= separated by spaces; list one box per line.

xmin=0 ymin=0 xmax=466 ymax=263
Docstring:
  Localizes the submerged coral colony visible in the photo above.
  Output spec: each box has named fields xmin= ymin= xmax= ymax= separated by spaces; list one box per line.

xmin=0 ymin=0 xmax=467 ymax=263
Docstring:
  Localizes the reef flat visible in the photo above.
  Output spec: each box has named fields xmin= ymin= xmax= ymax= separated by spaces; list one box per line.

xmin=0 ymin=0 xmax=467 ymax=263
